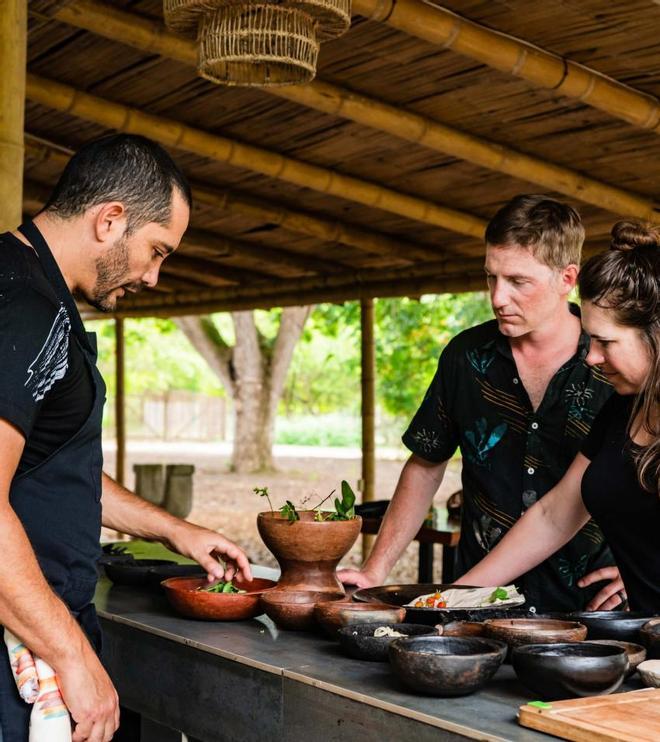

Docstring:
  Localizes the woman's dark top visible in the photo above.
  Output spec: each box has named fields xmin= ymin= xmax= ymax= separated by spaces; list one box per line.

xmin=581 ymin=394 xmax=660 ymax=612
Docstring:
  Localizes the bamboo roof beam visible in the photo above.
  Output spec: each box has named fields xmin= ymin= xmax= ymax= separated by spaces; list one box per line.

xmin=26 ymin=74 xmax=486 ymax=242
xmin=50 ymin=1 xmax=660 ymax=221
xmin=352 ymin=0 xmax=660 ymax=134
xmin=24 ymin=134 xmax=447 ymax=264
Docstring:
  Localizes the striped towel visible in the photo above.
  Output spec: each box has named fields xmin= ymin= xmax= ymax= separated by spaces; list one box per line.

xmin=4 ymin=629 xmax=72 ymax=742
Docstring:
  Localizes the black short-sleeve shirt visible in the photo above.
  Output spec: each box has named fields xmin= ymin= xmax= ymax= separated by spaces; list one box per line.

xmin=0 ymin=233 xmax=93 ymax=474
xmin=403 ymin=308 xmax=615 ymax=611
xmin=581 ymin=394 xmax=660 ymax=612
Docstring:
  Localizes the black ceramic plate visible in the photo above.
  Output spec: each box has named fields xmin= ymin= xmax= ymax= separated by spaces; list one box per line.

xmin=104 ymin=559 xmax=178 ymax=587
xmin=353 ymin=584 xmax=532 ymax=626
xmin=566 ymin=611 xmax=660 ymax=642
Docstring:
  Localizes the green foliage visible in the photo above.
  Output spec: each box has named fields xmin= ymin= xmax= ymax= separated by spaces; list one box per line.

xmin=275 ymin=414 xmax=361 ymax=447
xmin=85 ymin=317 xmax=223 ymax=397
xmin=279 ymin=500 xmax=300 ymax=522
xmin=325 ymin=480 xmax=356 ymax=521
xmin=253 ymin=486 xmax=274 ymax=512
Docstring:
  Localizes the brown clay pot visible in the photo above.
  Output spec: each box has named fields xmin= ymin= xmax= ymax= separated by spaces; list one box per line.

xmin=257 ymin=511 xmax=362 ymax=593
xmin=260 ymin=590 xmax=344 ymax=631
xmin=484 ymin=618 xmax=587 ymax=657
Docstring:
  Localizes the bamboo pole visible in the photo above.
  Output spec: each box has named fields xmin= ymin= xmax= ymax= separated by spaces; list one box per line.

xmin=353 ymin=0 xmax=660 ymax=134
xmin=360 ymin=298 xmax=376 ymax=560
xmin=115 ymin=317 xmax=126 ymax=486
xmin=0 ymin=0 xmax=26 ymax=231
xmin=25 ymin=74 xmax=486 ymax=240
xmin=24 ymin=134 xmax=445 ymax=263
xmin=50 ymin=1 xmax=660 ymax=220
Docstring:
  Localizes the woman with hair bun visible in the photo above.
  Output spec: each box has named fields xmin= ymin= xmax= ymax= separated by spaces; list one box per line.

xmin=457 ymin=221 xmax=659 ymax=611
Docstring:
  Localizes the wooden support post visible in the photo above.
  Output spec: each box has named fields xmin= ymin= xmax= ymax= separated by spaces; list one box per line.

xmin=115 ymin=317 xmax=126 ymax=486
xmin=361 ymin=298 xmax=376 ymax=561
xmin=0 ymin=0 xmax=26 ymax=231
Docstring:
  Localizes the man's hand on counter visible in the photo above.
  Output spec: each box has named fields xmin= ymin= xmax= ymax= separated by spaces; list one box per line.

xmin=165 ymin=520 xmax=253 ymax=584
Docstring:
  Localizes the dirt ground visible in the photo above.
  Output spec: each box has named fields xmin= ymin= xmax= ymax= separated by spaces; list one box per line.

xmin=102 ymin=443 xmax=462 ymax=585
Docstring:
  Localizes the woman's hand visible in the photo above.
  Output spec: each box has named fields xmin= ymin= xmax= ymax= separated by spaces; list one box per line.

xmin=578 ymin=566 xmax=627 ymax=610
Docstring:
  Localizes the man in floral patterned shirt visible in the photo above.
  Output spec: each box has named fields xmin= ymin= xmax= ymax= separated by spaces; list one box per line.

xmin=339 ymin=195 xmax=619 ymax=612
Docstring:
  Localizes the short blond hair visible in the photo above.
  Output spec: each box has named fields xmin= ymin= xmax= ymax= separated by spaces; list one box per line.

xmin=485 ymin=195 xmax=584 ymax=270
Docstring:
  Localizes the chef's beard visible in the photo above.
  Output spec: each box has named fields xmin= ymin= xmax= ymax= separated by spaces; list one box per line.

xmin=86 ymin=233 xmax=143 ymax=312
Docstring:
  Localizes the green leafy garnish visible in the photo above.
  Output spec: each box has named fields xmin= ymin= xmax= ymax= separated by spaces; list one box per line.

xmin=254 ymin=486 xmax=274 ymax=512
xmin=199 ymin=581 xmax=244 ymax=594
xmin=487 ymin=587 xmax=509 ymax=603
xmin=325 ymin=480 xmax=356 ymax=521
xmin=280 ymin=500 xmax=300 ymax=522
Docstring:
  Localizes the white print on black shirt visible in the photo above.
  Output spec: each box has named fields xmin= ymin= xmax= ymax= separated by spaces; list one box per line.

xmin=24 ymin=305 xmax=70 ymax=402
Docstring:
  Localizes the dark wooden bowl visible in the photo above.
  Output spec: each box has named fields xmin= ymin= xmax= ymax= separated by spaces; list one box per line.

xmin=440 ymin=621 xmax=486 ymax=637
xmin=641 ymin=619 xmax=660 ymax=659
xmin=314 ymin=600 xmax=406 ymax=637
xmin=566 ymin=611 xmax=659 ymax=642
xmin=161 ymin=576 xmax=276 ymax=621
xmin=389 ymin=636 xmax=507 ymax=696
xmin=588 ymin=640 xmax=647 ymax=677
xmin=338 ymin=623 xmax=438 ymax=662
xmin=105 ymin=559 xmax=177 ymax=587
xmin=484 ymin=618 xmax=587 ymax=656
xmin=512 ymin=642 xmax=628 ymax=700
xmin=260 ymin=590 xmax=344 ymax=631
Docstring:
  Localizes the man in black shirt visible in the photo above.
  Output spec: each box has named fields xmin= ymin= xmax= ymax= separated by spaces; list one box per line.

xmin=0 ymin=135 xmax=251 ymax=742
xmin=339 ymin=195 xmax=622 ymax=612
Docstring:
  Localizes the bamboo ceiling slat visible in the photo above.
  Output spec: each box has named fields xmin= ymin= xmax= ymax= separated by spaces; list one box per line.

xmin=25 ymin=73 xmax=488 ymax=242
xmin=353 ymin=0 xmax=660 ymax=133
xmin=50 ymin=0 xmax=659 ymax=222
xmin=24 ymin=135 xmax=450 ymax=264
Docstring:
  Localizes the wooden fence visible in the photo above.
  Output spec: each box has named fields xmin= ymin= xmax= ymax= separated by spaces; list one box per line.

xmin=103 ymin=391 xmax=228 ymax=441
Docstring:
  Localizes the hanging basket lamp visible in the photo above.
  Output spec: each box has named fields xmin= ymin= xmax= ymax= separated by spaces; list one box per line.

xmin=286 ymin=0 xmax=350 ymax=41
xmin=199 ymin=4 xmax=319 ymax=87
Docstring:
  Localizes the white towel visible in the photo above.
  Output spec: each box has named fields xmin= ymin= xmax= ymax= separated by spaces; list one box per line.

xmin=4 ymin=629 xmax=72 ymax=742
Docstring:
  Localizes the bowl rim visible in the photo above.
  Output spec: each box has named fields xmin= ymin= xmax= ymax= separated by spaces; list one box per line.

xmin=160 ymin=575 xmax=276 ymax=595
xmin=338 ymin=622 xmax=437 ymax=638
xmin=484 ymin=618 xmax=586 ymax=631
xmin=390 ymin=635 xmax=507 ymax=658
xmin=257 ymin=510 xmax=363 ymax=523
xmin=512 ymin=641 xmax=627 ymax=658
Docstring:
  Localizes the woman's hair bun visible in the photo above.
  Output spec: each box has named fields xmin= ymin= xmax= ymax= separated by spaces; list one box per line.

xmin=610 ymin=220 xmax=660 ymax=251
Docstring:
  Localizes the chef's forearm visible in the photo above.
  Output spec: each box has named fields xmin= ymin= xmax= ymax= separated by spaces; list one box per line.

xmin=100 ymin=472 xmax=182 ymax=545
xmin=0 ymin=502 xmax=94 ymax=671
xmin=363 ymin=455 xmax=448 ymax=581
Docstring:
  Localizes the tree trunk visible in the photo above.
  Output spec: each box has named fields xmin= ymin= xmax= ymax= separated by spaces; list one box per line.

xmin=176 ymin=306 xmax=311 ymax=473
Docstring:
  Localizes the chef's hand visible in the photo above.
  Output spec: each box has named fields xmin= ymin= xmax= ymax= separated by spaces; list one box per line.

xmin=167 ymin=521 xmax=253 ymax=583
xmin=58 ymin=647 xmax=119 ymax=742
xmin=578 ymin=566 xmax=627 ymax=611
xmin=337 ymin=566 xmax=383 ymax=590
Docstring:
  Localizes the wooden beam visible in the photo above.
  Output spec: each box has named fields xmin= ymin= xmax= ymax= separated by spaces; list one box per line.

xmin=50 ymin=1 xmax=660 ymax=220
xmin=0 ymin=0 xmax=26 ymax=230
xmin=360 ymin=297 xmax=376 ymax=561
xmin=114 ymin=317 xmax=126 ymax=486
xmin=25 ymin=74 xmax=487 ymax=241
xmin=353 ymin=0 xmax=660 ymax=134
xmin=165 ymin=254 xmax=272 ymax=285
xmin=25 ymin=134 xmax=450 ymax=264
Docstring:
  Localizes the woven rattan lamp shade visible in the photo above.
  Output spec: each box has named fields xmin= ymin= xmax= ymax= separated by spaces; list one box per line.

xmin=287 ymin=0 xmax=350 ymax=40
xmin=164 ymin=0 xmax=220 ymax=37
xmin=199 ymin=5 xmax=319 ymax=86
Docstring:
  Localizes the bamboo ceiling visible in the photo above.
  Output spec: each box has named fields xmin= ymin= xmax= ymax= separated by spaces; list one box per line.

xmin=24 ymin=0 xmax=660 ymax=317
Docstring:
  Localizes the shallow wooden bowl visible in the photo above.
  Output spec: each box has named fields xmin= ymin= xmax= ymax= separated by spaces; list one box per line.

xmin=484 ymin=618 xmax=586 ymax=655
xmin=260 ymin=590 xmax=345 ymax=631
xmin=588 ymin=639 xmax=647 ymax=677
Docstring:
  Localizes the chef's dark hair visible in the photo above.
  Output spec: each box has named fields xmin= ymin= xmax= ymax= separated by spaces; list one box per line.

xmin=42 ymin=134 xmax=192 ymax=233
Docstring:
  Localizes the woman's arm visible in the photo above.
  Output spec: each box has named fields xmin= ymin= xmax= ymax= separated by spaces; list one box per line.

xmin=455 ymin=453 xmax=591 ymax=587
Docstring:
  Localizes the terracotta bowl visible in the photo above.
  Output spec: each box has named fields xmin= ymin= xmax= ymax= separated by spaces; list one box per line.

xmin=637 ymin=659 xmax=660 ymax=688
xmin=314 ymin=600 xmax=406 ymax=637
xmin=512 ymin=642 xmax=628 ymax=700
xmin=257 ymin=511 xmax=361 ymax=593
xmin=588 ymin=639 xmax=647 ymax=678
xmin=640 ymin=618 xmax=660 ymax=659
xmin=440 ymin=621 xmax=486 ymax=638
xmin=389 ymin=636 xmax=507 ymax=696
xmin=260 ymin=590 xmax=345 ymax=631
xmin=484 ymin=618 xmax=586 ymax=657
xmin=161 ymin=576 xmax=276 ymax=621
xmin=338 ymin=623 xmax=438 ymax=662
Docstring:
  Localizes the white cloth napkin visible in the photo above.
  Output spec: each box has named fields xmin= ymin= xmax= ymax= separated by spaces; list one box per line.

xmin=4 ymin=629 xmax=72 ymax=742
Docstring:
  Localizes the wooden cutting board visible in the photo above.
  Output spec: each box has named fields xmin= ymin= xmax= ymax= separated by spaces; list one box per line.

xmin=518 ymin=689 xmax=660 ymax=741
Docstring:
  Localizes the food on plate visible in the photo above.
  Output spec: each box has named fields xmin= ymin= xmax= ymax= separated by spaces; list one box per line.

xmin=408 ymin=585 xmax=524 ymax=609
xmin=372 ymin=626 xmax=407 ymax=638
xmin=198 ymin=580 xmax=245 ymax=594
